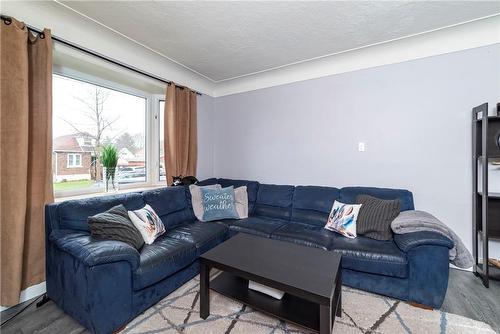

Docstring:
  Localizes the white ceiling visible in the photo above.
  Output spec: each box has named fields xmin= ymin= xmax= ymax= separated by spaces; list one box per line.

xmin=59 ymin=1 xmax=500 ymax=83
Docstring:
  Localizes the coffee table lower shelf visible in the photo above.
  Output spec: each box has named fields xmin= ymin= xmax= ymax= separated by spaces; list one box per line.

xmin=210 ymin=272 xmax=321 ymax=332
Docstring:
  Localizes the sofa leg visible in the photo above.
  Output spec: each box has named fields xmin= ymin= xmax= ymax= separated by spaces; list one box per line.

xmin=36 ymin=294 xmax=50 ymax=308
xmin=408 ymin=301 xmax=433 ymax=310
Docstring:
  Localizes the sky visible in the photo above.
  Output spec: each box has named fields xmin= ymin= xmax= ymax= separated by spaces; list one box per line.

xmin=52 ymin=74 xmax=147 ymax=146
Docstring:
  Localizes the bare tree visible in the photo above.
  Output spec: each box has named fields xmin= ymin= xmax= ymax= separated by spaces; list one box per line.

xmin=115 ymin=132 xmax=137 ymax=153
xmin=62 ymin=86 xmax=119 ymax=182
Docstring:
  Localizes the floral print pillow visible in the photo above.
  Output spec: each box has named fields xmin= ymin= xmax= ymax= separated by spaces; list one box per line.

xmin=324 ymin=201 xmax=362 ymax=239
xmin=128 ymin=204 xmax=165 ymax=244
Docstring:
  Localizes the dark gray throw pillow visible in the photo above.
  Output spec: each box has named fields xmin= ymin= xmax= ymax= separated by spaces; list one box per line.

xmin=355 ymin=195 xmax=401 ymax=241
xmin=88 ymin=204 xmax=144 ymax=250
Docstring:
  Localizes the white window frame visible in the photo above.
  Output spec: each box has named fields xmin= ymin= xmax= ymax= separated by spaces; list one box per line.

xmin=53 ymin=68 xmax=166 ymax=198
xmin=155 ymin=96 xmax=166 ymax=182
xmin=67 ymin=153 xmax=82 ymax=168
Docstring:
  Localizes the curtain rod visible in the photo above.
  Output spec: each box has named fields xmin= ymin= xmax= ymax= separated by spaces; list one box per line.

xmin=0 ymin=15 xmax=202 ymax=96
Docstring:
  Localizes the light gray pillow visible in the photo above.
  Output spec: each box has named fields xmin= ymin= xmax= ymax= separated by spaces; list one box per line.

xmin=189 ymin=184 xmax=221 ymax=221
xmin=234 ymin=186 xmax=248 ymax=219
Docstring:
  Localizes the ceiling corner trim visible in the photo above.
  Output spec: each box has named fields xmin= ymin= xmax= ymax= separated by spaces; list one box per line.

xmin=212 ymin=14 xmax=500 ymax=97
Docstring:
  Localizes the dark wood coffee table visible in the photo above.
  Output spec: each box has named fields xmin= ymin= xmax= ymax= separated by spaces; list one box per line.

xmin=199 ymin=234 xmax=342 ymax=334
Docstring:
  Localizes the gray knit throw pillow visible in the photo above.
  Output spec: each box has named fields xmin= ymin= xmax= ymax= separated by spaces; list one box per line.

xmin=356 ymin=195 xmax=401 ymax=241
xmin=88 ymin=204 xmax=144 ymax=250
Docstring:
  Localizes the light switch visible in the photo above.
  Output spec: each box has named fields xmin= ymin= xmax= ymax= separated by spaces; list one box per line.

xmin=358 ymin=142 xmax=366 ymax=152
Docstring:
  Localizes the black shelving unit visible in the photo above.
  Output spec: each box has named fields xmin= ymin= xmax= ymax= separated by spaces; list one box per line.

xmin=472 ymin=102 xmax=500 ymax=288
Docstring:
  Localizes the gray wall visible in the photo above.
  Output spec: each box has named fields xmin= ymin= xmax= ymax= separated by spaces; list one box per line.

xmin=197 ymin=94 xmax=215 ymax=180
xmin=211 ymin=44 xmax=500 ymax=257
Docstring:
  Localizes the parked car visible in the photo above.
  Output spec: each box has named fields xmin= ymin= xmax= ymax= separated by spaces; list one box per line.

xmin=117 ymin=166 xmax=146 ymax=184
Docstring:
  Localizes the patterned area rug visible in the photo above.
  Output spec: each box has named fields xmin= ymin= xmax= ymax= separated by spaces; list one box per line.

xmin=122 ymin=275 xmax=495 ymax=334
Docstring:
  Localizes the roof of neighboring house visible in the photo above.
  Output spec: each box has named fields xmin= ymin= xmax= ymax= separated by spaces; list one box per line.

xmin=53 ymin=134 xmax=94 ymax=153
xmin=135 ymin=148 xmax=145 ymax=157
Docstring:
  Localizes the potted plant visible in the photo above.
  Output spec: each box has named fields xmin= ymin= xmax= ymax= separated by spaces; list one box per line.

xmin=100 ymin=144 xmax=119 ymax=192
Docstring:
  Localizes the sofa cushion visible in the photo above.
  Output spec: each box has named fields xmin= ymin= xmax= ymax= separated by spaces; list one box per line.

xmin=217 ymin=179 xmax=259 ymax=214
xmin=133 ymin=236 xmax=196 ymax=290
xmin=164 ymin=221 xmax=228 ymax=256
xmin=340 ymin=187 xmax=414 ymax=212
xmin=143 ymin=187 xmax=194 ymax=228
xmin=229 ymin=217 xmax=288 ymax=238
xmin=254 ymin=184 xmax=294 ymax=220
xmin=270 ymin=222 xmax=336 ymax=250
xmin=212 ymin=218 xmax=239 ymax=227
xmin=291 ymin=186 xmax=340 ymax=227
xmin=330 ymin=234 xmax=408 ymax=278
xmin=57 ymin=193 xmax=145 ymax=232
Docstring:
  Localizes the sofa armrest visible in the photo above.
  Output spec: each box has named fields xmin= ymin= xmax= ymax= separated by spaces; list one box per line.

xmin=394 ymin=231 xmax=453 ymax=308
xmin=394 ymin=231 xmax=453 ymax=253
xmin=49 ymin=230 xmax=140 ymax=270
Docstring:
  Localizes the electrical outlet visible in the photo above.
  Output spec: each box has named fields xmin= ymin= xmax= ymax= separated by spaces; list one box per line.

xmin=358 ymin=142 xmax=366 ymax=152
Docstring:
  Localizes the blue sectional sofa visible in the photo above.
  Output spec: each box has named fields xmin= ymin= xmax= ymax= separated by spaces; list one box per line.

xmin=45 ymin=178 xmax=453 ymax=334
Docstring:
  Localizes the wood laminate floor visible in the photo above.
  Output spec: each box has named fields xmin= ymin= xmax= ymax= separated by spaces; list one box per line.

xmin=441 ymin=269 xmax=500 ymax=332
xmin=1 ymin=268 xmax=499 ymax=334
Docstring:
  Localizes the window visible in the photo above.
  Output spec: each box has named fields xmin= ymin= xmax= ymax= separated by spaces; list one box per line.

xmin=67 ymin=154 xmax=82 ymax=167
xmin=159 ymin=100 xmax=166 ymax=181
xmin=52 ymin=73 xmax=163 ymax=197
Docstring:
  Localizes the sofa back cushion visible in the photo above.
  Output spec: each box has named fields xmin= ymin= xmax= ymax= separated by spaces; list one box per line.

xmin=196 ymin=178 xmax=218 ymax=186
xmin=217 ymin=179 xmax=259 ymax=214
xmin=291 ymin=186 xmax=341 ymax=227
xmin=339 ymin=187 xmax=414 ymax=211
xmin=57 ymin=193 xmax=145 ymax=232
xmin=143 ymin=187 xmax=194 ymax=228
xmin=254 ymin=184 xmax=294 ymax=220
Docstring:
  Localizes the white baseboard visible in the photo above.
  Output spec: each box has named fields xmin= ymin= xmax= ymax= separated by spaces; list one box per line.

xmin=0 ymin=281 xmax=46 ymax=312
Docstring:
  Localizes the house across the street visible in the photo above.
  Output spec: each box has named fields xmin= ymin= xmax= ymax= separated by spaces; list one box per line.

xmin=52 ymin=134 xmax=94 ymax=182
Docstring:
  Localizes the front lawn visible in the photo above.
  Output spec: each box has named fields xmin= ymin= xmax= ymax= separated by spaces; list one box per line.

xmin=53 ymin=180 xmax=94 ymax=191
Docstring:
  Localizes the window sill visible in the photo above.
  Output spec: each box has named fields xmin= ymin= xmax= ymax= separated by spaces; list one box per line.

xmin=54 ymin=184 xmax=165 ymax=203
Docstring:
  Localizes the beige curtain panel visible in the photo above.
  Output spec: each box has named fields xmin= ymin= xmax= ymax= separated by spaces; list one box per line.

xmin=1 ymin=17 xmax=54 ymax=306
xmin=163 ymin=84 xmax=198 ymax=185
